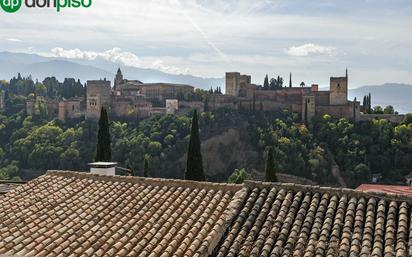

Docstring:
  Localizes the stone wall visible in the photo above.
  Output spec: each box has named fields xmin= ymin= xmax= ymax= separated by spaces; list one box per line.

xmin=112 ymin=96 xmax=152 ymax=119
xmin=47 ymin=100 xmax=59 ymax=119
xmin=209 ymin=95 xmax=238 ymax=111
xmin=58 ymin=99 xmax=82 ymax=122
xmin=302 ymin=95 xmax=316 ymax=121
xmin=314 ymin=91 xmax=330 ymax=105
xmin=177 ymin=101 xmax=204 ymax=115
xmin=316 ymin=103 xmax=358 ymax=121
xmin=140 ymin=83 xmax=194 ymax=101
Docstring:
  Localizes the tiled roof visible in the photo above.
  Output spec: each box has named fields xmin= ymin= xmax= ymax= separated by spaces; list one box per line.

xmin=1 ymin=172 xmax=412 ymax=257
xmin=0 ymin=171 xmax=242 ymax=257
xmin=0 ymin=181 xmax=26 ymax=196
xmin=357 ymin=184 xmax=412 ymax=196
xmin=214 ymin=181 xmax=412 ymax=257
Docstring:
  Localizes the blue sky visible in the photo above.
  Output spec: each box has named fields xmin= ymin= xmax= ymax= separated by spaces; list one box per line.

xmin=1 ymin=0 xmax=411 ymax=88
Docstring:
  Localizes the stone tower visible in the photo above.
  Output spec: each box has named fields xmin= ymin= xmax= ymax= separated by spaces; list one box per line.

xmin=329 ymin=69 xmax=348 ymax=105
xmin=86 ymin=79 xmax=111 ymax=120
xmin=225 ymin=72 xmax=241 ymax=97
xmin=114 ymin=68 xmax=124 ymax=90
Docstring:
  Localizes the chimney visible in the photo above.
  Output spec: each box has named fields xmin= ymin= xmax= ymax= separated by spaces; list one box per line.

xmin=89 ymin=162 xmax=117 ymax=176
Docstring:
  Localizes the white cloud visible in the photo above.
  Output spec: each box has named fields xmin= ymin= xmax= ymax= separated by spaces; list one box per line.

xmin=46 ymin=47 xmax=190 ymax=75
xmin=1 ymin=0 xmax=411 ymax=86
xmin=7 ymin=38 xmax=22 ymax=43
xmin=287 ymin=43 xmax=336 ymax=57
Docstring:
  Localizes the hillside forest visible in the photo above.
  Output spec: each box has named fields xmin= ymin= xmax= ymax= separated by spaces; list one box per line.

xmin=1 ymin=76 xmax=412 ymax=188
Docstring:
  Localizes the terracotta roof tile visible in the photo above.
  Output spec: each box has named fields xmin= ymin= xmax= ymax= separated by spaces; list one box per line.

xmin=357 ymin=184 xmax=412 ymax=196
xmin=214 ymin=181 xmax=412 ymax=257
xmin=2 ymin=172 xmax=412 ymax=256
xmin=0 ymin=171 xmax=242 ymax=257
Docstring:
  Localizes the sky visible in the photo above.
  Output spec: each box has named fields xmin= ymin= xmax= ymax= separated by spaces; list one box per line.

xmin=1 ymin=0 xmax=411 ymax=88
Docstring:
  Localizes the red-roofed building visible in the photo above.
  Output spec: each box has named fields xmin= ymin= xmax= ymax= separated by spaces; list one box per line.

xmin=357 ymin=184 xmax=412 ymax=196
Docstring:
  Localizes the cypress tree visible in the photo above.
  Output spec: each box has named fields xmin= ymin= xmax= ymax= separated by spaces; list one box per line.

xmin=185 ymin=110 xmax=205 ymax=181
xmin=263 ymin=75 xmax=269 ymax=90
xmin=368 ymin=93 xmax=372 ymax=113
xmin=265 ymin=147 xmax=278 ymax=182
xmin=289 ymin=72 xmax=292 ymax=88
xmin=95 ymin=107 xmax=111 ymax=162
xmin=143 ymin=156 xmax=149 ymax=177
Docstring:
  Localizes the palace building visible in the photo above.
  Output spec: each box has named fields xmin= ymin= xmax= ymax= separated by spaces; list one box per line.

xmin=84 ymin=69 xmax=196 ymax=120
xmin=223 ymin=70 xmax=361 ymax=121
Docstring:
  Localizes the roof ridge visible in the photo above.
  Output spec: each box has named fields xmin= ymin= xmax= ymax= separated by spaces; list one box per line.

xmin=244 ymin=180 xmax=412 ymax=204
xmin=45 ymin=171 xmax=412 ymax=203
xmin=46 ymin=170 xmax=242 ymax=192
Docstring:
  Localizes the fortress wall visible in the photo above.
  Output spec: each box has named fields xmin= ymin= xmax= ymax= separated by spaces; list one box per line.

xmin=316 ymin=104 xmax=355 ymax=120
xmin=113 ymin=100 xmax=132 ymax=117
xmin=315 ymin=91 xmax=330 ymax=105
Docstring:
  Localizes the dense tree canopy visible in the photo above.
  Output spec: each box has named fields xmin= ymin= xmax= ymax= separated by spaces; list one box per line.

xmin=0 ymin=98 xmax=411 ymax=187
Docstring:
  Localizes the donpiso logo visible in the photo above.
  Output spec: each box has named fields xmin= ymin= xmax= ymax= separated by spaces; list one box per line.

xmin=1 ymin=0 xmax=22 ymax=13
xmin=0 ymin=0 xmax=91 ymax=13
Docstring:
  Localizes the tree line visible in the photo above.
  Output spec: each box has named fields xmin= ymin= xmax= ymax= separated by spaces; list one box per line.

xmin=0 ymin=74 xmax=85 ymax=101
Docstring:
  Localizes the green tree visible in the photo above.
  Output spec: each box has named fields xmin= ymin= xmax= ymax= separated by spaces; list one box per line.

xmin=185 ymin=110 xmax=205 ymax=181
xmin=354 ymin=163 xmax=370 ymax=182
xmin=0 ymin=162 xmax=20 ymax=181
xmin=265 ymin=146 xmax=278 ymax=182
xmin=384 ymin=105 xmax=395 ymax=114
xmin=148 ymin=141 xmax=162 ymax=155
xmin=263 ymin=75 xmax=269 ymax=89
xmin=373 ymin=106 xmax=384 ymax=114
xmin=289 ymin=72 xmax=292 ymax=88
xmin=143 ymin=156 xmax=149 ymax=177
xmin=228 ymin=168 xmax=249 ymax=184
xmin=95 ymin=107 xmax=111 ymax=162
xmin=404 ymin=114 xmax=412 ymax=125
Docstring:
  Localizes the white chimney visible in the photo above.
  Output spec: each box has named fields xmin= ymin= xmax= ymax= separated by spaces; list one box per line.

xmin=89 ymin=162 xmax=117 ymax=176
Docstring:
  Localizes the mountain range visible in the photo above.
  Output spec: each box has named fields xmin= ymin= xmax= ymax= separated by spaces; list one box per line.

xmin=0 ymin=52 xmax=224 ymax=90
xmin=0 ymin=51 xmax=411 ymax=113
xmin=349 ymin=83 xmax=412 ymax=114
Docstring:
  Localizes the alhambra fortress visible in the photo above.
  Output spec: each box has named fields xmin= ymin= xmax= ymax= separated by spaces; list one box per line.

xmin=2 ymin=68 xmax=403 ymax=122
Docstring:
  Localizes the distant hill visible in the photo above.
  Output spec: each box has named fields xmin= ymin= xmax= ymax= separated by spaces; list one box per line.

xmin=349 ymin=83 xmax=412 ymax=114
xmin=0 ymin=52 xmax=224 ymax=89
